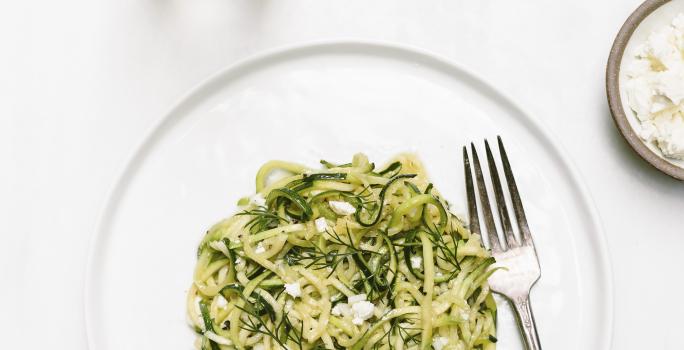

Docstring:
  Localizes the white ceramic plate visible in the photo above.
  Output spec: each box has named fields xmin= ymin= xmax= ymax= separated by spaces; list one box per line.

xmin=84 ymin=41 xmax=613 ymax=350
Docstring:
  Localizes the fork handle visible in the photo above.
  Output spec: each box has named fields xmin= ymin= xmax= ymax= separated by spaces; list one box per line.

xmin=513 ymin=295 xmax=542 ymax=350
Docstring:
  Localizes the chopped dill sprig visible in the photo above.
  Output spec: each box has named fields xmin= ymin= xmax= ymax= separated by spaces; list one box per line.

xmin=236 ymin=208 xmax=288 ymax=234
xmin=394 ymin=317 xmax=421 ymax=345
xmin=237 ymin=305 xmax=305 ymax=350
xmin=426 ymin=224 xmax=461 ymax=271
xmin=285 ymin=226 xmax=380 ymax=278
xmin=368 ymin=317 xmax=420 ymax=350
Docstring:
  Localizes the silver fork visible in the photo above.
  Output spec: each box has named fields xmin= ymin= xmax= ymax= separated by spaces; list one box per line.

xmin=463 ymin=136 xmax=542 ymax=350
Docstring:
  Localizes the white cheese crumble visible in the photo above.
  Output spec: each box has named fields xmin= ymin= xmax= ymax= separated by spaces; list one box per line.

xmin=336 ymin=294 xmax=376 ymax=325
xmin=331 ymin=303 xmax=351 ymax=317
xmin=410 ymin=256 xmax=422 ymax=269
xmin=432 ymin=336 xmax=449 ymax=350
xmin=254 ymin=242 xmax=266 ymax=254
xmin=331 ymin=294 xmax=378 ymax=325
xmin=347 ymin=294 xmax=367 ymax=304
xmin=216 ymin=295 xmax=228 ymax=308
xmin=284 ymin=282 xmax=302 ymax=298
xmin=626 ymin=13 xmax=684 ymax=159
xmin=250 ymin=193 xmax=266 ymax=207
xmin=328 ymin=200 xmax=357 ymax=216
xmin=351 ymin=301 xmax=375 ymax=325
xmin=314 ymin=217 xmax=328 ymax=233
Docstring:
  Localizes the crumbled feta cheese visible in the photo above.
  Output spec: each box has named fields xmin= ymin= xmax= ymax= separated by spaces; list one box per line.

xmin=284 ymin=282 xmax=301 ymax=298
xmin=654 ymin=113 xmax=684 ymax=158
xmin=347 ymin=294 xmax=367 ymax=304
xmin=328 ymin=201 xmax=356 ymax=215
xmin=254 ymin=242 xmax=266 ymax=254
xmin=314 ymin=217 xmax=328 ymax=233
xmin=351 ymin=301 xmax=375 ymax=325
xmin=626 ymin=13 xmax=684 ymax=160
xmin=216 ymin=295 xmax=228 ymax=308
xmin=432 ymin=336 xmax=449 ymax=350
xmin=673 ymin=13 xmax=684 ymax=31
xmin=339 ymin=294 xmax=376 ymax=325
xmin=250 ymin=193 xmax=266 ymax=207
xmin=656 ymin=70 xmax=684 ymax=105
xmin=650 ymin=95 xmax=671 ymax=113
xmin=331 ymin=303 xmax=351 ymax=317
xmin=626 ymin=77 xmax=653 ymax=118
xmin=410 ymin=256 xmax=422 ymax=269
xmin=331 ymin=304 xmax=342 ymax=316
xmin=205 ymin=331 xmax=232 ymax=345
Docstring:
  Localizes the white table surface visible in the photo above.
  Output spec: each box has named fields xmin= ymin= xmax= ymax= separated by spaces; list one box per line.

xmin=1 ymin=1 xmax=682 ymax=349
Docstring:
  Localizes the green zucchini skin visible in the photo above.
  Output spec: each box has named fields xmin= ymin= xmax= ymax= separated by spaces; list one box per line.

xmin=355 ymin=174 xmax=417 ymax=227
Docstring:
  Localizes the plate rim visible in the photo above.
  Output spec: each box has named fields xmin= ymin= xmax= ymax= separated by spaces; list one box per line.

xmin=606 ymin=0 xmax=684 ymax=180
xmin=83 ymin=39 xmax=614 ymax=349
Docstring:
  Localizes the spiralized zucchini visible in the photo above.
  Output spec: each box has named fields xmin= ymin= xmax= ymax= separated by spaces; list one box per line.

xmin=187 ymin=153 xmax=497 ymax=350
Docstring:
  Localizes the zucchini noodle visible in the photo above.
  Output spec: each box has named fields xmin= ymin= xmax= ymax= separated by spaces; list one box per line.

xmin=187 ymin=153 xmax=498 ymax=350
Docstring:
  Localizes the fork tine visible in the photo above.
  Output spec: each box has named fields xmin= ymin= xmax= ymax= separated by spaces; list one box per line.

xmin=497 ymin=136 xmax=534 ymax=246
xmin=463 ymin=146 xmax=480 ymax=237
xmin=485 ymin=139 xmax=519 ymax=249
xmin=470 ymin=143 xmax=502 ymax=253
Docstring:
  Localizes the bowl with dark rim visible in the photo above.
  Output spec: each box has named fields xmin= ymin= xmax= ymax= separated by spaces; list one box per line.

xmin=606 ymin=0 xmax=684 ymax=181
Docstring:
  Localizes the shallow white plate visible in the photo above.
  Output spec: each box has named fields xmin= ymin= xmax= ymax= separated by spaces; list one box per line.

xmin=85 ymin=41 xmax=613 ymax=349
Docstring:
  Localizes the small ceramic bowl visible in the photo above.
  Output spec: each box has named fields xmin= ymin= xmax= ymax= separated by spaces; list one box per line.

xmin=606 ymin=0 xmax=684 ymax=180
